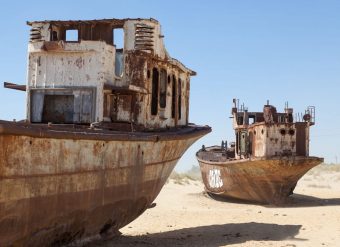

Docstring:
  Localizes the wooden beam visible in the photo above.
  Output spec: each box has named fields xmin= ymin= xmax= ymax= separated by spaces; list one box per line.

xmin=3 ymin=82 xmax=26 ymax=92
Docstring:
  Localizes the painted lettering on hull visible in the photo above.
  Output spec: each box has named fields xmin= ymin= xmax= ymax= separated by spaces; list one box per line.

xmin=208 ymin=169 xmax=223 ymax=189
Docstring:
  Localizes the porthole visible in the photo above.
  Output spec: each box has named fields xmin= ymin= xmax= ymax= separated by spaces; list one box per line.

xmin=280 ymin=129 xmax=286 ymax=135
xmin=289 ymin=129 xmax=295 ymax=135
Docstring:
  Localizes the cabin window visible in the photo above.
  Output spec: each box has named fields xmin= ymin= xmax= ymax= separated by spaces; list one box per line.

xmin=114 ymin=28 xmax=124 ymax=77
xmin=30 ymin=89 xmax=94 ymax=124
xmin=52 ymin=31 xmax=58 ymax=41
xmin=65 ymin=29 xmax=78 ymax=42
xmin=178 ymin=78 xmax=182 ymax=119
xmin=280 ymin=129 xmax=286 ymax=135
xmin=236 ymin=132 xmax=239 ymax=155
xmin=237 ymin=116 xmax=244 ymax=125
xmin=239 ymin=131 xmax=248 ymax=155
xmin=49 ymin=25 xmax=62 ymax=41
xmin=289 ymin=129 xmax=295 ymax=135
xmin=171 ymin=75 xmax=177 ymax=118
xmin=151 ymin=68 xmax=159 ymax=115
xmin=249 ymin=116 xmax=255 ymax=124
xmin=160 ymin=69 xmax=167 ymax=108
xmin=42 ymin=95 xmax=75 ymax=123
xmin=248 ymin=131 xmax=253 ymax=155
xmin=113 ymin=28 xmax=124 ymax=49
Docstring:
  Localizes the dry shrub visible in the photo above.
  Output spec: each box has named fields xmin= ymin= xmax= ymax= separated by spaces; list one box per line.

xmin=168 ymin=166 xmax=202 ymax=185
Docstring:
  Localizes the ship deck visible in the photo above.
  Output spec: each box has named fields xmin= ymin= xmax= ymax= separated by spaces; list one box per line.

xmin=0 ymin=120 xmax=211 ymax=142
xmin=196 ymin=146 xmax=323 ymax=165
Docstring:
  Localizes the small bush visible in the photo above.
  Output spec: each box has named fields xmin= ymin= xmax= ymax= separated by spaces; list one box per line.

xmin=168 ymin=166 xmax=203 ymax=184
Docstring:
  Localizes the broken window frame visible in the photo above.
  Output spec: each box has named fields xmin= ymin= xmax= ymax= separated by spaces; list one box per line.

xmin=65 ymin=29 xmax=79 ymax=42
xmin=178 ymin=78 xmax=182 ymax=120
xmin=48 ymin=23 xmax=126 ymax=45
xmin=171 ymin=75 xmax=177 ymax=119
xmin=113 ymin=28 xmax=124 ymax=49
xmin=113 ymin=28 xmax=125 ymax=77
xmin=29 ymin=87 xmax=96 ymax=124
xmin=159 ymin=69 xmax=167 ymax=108
xmin=151 ymin=68 xmax=159 ymax=116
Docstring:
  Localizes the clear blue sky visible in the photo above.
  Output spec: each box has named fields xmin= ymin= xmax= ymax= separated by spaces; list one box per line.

xmin=0 ymin=0 xmax=339 ymax=171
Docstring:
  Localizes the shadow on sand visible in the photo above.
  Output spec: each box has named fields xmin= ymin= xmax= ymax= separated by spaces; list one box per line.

xmin=281 ymin=193 xmax=340 ymax=208
xmin=204 ymin=192 xmax=340 ymax=208
xmin=80 ymin=222 xmax=303 ymax=247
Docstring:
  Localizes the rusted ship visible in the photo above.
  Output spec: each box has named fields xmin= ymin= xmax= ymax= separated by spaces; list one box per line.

xmin=196 ymin=99 xmax=323 ymax=204
xmin=0 ymin=18 xmax=210 ymax=246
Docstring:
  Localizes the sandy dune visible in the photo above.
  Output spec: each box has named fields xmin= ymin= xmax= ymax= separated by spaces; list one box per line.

xmin=78 ymin=165 xmax=340 ymax=247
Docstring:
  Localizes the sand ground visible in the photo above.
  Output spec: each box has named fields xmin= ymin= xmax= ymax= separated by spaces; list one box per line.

xmin=79 ymin=165 xmax=340 ymax=247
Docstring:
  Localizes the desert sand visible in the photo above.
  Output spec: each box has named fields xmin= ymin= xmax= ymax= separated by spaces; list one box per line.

xmin=79 ymin=165 xmax=340 ymax=247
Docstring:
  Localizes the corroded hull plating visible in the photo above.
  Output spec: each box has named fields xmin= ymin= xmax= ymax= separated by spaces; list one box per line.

xmin=0 ymin=121 xmax=210 ymax=246
xmin=197 ymin=152 xmax=323 ymax=204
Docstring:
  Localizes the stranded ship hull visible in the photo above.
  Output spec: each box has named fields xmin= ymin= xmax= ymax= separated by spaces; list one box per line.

xmin=0 ymin=121 xmax=210 ymax=246
xmin=197 ymin=152 xmax=323 ymax=204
